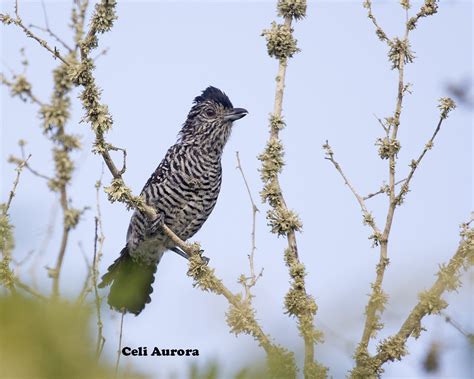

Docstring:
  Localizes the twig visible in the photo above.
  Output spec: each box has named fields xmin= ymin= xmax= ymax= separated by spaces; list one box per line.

xmin=0 ymin=73 xmax=44 ymax=106
xmin=1 ymin=157 xmax=30 ymax=294
xmin=364 ymin=179 xmax=406 ymax=201
xmin=1 ymin=156 xmax=30 ymax=294
xmin=371 ymin=225 xmax=473 ymax=368
xmin=93 ymin=47 xmax=109 ymax=62
xmin=364 ymin=1 xmax=390 ymax=44
xmin=1 ymin=3 xmax=69 ymax=65
xmin=93 ymin=167 xmax=106 ymax=358
xmin=12 ymin=249 xmax=35 ymax=267
xmin=235 ymin=151 xmax=261 ymax=294
xmin=114 ymin=311 xmax=125 ymax=378
xmin=373 ymin=114 xmax=389 ymax=134
xmin=5 ymin=155 xmax=30 ymax=212
xmin=14 ymin=278 xmax=47 ymax=300
xmin=441 ymin=311 xmax=474 ymax=344
xmin=51 ymin=185 xmax=70 ymax=298
xmin=323 ymin=142 xmax=381 ymax=236
xmin=93 ymin=217 xmax=106 ymax=357
xmin=73 ymin=0 xmax=89 ymax=50
xmin=18 ymin=145 xmax=51 ymax=180
xmin=29 ymin=24 xmax=73 ymax=53
xmin=395 ymin=116 xmax=445 ymax=203
xmin=76 ymin=241 xmax=93 ymax=303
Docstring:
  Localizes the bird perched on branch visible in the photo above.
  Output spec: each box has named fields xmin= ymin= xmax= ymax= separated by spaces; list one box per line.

xmin=98 ymin=86 xmax=248 ymax=315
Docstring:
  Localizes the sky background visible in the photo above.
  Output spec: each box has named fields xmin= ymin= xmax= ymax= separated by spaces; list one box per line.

xmin=1 ymin=1 xmax=472 ymax=378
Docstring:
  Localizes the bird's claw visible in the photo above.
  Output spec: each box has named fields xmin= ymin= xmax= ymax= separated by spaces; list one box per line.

xmin=201 ymin=255 xmax=210 ymax=265
xmin=147 ymin=212 xmax=165 ymax=236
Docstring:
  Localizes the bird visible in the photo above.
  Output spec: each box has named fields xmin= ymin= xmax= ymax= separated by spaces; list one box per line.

xmin=98 ymin=86 xmax=248 ymax=315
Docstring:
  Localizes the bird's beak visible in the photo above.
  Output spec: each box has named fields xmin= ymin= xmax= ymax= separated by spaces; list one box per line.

xmin=224 ymin=108 xmax=248 ymax=121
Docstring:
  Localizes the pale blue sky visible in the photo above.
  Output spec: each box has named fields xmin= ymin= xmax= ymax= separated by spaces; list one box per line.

xmin=1 ymin=1 xmax=472 ymax=378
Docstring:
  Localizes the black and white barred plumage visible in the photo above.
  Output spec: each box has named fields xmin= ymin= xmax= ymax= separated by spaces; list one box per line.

xmin=98 ymin=86 xmax=248 ymax=315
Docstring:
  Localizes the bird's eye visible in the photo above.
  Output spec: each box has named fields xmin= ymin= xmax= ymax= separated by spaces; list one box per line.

xmin=205 ymin=109 xmax=216 ymax=117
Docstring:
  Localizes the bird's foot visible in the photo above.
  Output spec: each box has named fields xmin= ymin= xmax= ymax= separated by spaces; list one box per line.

xmin=147 ymin=212 xmax=165 ymax=236
xmin=201 ymin=255 xmax=210 ymax=265
xmin=170 ymin=247 xmax=210 ymax=265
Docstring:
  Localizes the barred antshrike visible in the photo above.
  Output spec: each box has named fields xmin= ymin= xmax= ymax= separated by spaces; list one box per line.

xmin=98 ymin=87 xmax=247 ymax=315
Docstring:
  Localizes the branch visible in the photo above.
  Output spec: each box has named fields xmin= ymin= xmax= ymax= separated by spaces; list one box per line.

xmin=395 ymin=109 xmax=452 ymax=204
xmin=261 ymin=3 xmax=326 ymax=376
xmin=372 ymin=220 xmax=473 ymax=369
xmin=5 ymin=155 xmax=30 ymax=212
xmin=0 ymin=72 xmax=44 ymax=106
xmin=0 ymin=4 xmax=69 ymax=65
xmin=50 ymin=186 xmax=70 ymax=298
xmin=323 ymin=141 xmax=381 ymax=238
xmin=349 ymin=2 xmax=453 ymax=376
xmin=235 ymin=151 xmax=262 ymax=295
xmin=114 ymin=311 xmax=125 ymax=377
xmin=355 ymin=7 xmax=412 ymax=362
xmin=441 ymin=311 xmax=474 ymax=345
xmin=13 ymin=278 xmax=47 ymax=300
xmin=1 ymin=155 xmax=30 ymax=294
xmin=30 ymin=0 xmax=73 ymax=53
xmin=93 ymin=170 xmax=106 ymax=358
xmin=29 ymin=24 xmax=73 ymax=53
xmin=364 ymin=179 xmax=405 ymax=201
xmin=363 ymin=0 xmax=390 ymax=44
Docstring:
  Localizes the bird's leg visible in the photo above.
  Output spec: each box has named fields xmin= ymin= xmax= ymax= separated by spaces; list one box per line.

xmin=170 ymin=247 xmax=189 ymax=260
xmin=146 ymin=212 xmax=165 ymax=237
xmin=170 ymin=246 xmax=210 ymax=265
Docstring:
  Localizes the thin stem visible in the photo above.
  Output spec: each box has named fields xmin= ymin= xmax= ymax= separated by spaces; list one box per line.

xmin=5 ymin=155 xmax=30 ymax=212
xmin=323 ymin=143 xmax=381 ymax=236
xmin=395 ymin=116 xmax=445 ymax=202
xmin=93 ymin=216 xmax=105 ymax=358
xmin=441 ymin=311 xmax=473 ymax=342
xmin=14 ymin=278 xmax=47 ymax=300
xmin=9 ymin=16 xmax=69 ymax=65
xmin=29 ymin=24 xmax=73 ymax=53
xmin=236 ymin=151 xmax=261 ymax=293
xmin=114 ymin=311 xmax=125 ymax=378
xmin=51 ymin=185 xmax=70 ymax=298
xmin=364 ymin=179 xmax=406 ymax=201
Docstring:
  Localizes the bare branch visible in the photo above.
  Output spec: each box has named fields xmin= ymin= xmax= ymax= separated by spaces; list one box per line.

xmin=323 ymin=142 xmax=381 ymax=236
xmin=93 ymin=47 xmax=109 ymax=62
xmin=364 ymin=179 xmax=406 ymax=201
xmin=1 ymin=8 xmax=69 ymax=65
xmin=50 ymin=186 xmax=70 ymax=298
xmin=441 ymin=311 xmax=474 ymax=344
xmin=29 ymin=24 xmax=73 ymax=53
xmin=5 ymin=155 xmax=30 ymax=212
xmin=93 ymin=167 xmax=106 ymax=358
xmin=395 ymin=116 xmax=445 ymax=204
xmin=14 ymin=278 xmax=47 ymax=300
xmin=114 ymin=311 xmax=125 ymax=377
xmin=236 ymin=151 xmax=261 ymax=295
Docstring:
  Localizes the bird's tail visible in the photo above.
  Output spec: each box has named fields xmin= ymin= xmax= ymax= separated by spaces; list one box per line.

xmin=98 ymin=246 xmax=157 ymax=315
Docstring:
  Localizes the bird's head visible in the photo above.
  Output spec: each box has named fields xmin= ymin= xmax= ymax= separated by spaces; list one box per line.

xmin=179 ymin=86 xmax=248 ymax=152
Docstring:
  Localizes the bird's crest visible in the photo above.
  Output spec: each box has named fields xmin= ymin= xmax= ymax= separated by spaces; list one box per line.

xmin=194 ymin=86 xmax=233 ymax=109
